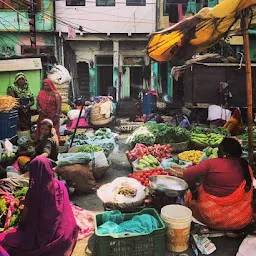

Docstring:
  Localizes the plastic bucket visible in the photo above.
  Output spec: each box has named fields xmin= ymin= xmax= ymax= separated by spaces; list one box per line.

xmin=161 ymin=204 xmax=192 ymax=252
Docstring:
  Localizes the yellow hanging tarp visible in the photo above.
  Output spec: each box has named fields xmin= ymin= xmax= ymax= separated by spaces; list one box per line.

xmin=147 ymin=0 xmax=256 ymax=62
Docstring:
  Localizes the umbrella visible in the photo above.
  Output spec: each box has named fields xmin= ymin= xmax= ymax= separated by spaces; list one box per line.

xmin=147 ymin=0 xmax=256 ymax=63
xmin=147 ymin=0 xmax=256 ymax=164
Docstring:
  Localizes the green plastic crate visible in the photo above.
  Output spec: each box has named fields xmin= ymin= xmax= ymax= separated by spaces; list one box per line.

xmin=94 ymin=208 xmax=166 ymax=256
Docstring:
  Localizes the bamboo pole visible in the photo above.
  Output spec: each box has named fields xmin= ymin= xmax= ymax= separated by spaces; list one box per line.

xmin=241 ymin=11 xmax=254 ymax=165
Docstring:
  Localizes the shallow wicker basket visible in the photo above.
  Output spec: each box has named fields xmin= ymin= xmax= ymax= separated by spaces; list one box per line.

xmin=119 ymin=124 xmax=141 ymax=133
xmin=191 ymin=141 xmax=209 ymax=150
xmin=169 ymin=166 xmax=185 ymax=178
xmin=171 ymin=141 xmax=189 ymax=153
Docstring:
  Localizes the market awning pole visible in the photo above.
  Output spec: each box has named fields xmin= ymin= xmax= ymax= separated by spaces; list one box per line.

xmin=241 ymin=11 xmax=254 ymax=165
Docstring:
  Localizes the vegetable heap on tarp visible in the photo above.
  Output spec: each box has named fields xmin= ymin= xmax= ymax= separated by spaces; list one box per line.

xmin=126 ymin=143 xmax=172 ymax=163
xmin=126 ymin=123 xmax=190 ymax=147
xmin=0 ymin=186 xmax=28 ymax=232
xmin=66 ymin=128 xmax=115 ymax=153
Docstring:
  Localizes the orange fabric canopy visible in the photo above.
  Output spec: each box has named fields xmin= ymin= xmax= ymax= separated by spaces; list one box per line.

xmin=147 ymin=0 xmax=256 ymax=62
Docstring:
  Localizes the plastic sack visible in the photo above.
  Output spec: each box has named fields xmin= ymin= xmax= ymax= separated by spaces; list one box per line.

xmin=4 ymin=139 xmax=13 ymax=156
xmin=47 ymin=64 xmax=71 ymax=84
xmin=207 ymin=105 xmax=231 ymax=122
xmin=161 ymin=158 xmax=193 ymax=170
xmin=89 ymin=151 xmax=109 ymax=180
xmin=97 ymin=177 xmax=146 ymax=205
xmin=67 ymin=109 xmax=85 ymax=121
xmin=57 ymin=152 xmax=91 ymax=166
xmin=55 ymin=164 xmax=97 ymax=193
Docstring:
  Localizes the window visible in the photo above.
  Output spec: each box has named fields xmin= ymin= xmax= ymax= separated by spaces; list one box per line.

xmin=0 ymin=0 xmax=42 ymax=10
xmin=66 ymin=0 xmax=85 ymax=6
xmin=126 ymin=0 xmax=146 ymax=6
xmin=21 ymin=46 xmax=54 ymax=55
xmin=96 ymin=0 xmax=115 ymax=6
xmin=163 ymin=0 xmax=189 ymax=17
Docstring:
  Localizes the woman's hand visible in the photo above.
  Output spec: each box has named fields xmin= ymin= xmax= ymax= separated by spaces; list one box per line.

xmin=39 ymin=109 xmax=47 ymax=116
xmin=53 ymin=114 xmax=60 ymax=125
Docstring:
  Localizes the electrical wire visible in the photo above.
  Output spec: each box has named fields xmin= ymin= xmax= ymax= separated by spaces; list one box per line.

xmin=56 ymin=6 xmax=155 ymax=21
xmin=0 ymin=0 xmax=27 ymax=18
xmin=0 ymin=18 xmax=27 ymax=45
xmin=55 ymin=0 xmax=155 ymax=5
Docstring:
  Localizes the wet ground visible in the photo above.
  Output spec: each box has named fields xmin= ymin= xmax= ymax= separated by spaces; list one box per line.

xmin=71 ymin=134 xmax=244 ymax=256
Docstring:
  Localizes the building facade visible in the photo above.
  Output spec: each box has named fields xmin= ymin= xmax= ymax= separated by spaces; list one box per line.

xmin=0 ymin=0 xmax=55 ymax=58
xmin=55 ymin=0 xmax=156 ymax=100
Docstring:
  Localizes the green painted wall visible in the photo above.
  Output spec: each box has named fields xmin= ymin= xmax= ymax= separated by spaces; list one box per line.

xmin=0 ymin=0 xmax=54 ymax=32
xmin=0 ymin=70 xmax=42 ymax=109
xmin=0 ymin=33 xmax=54 ymax=57
xmin=249 ymin=35 xmax=256 ymax=62
xmin=122 ymin=66 xmax=130 ymax=98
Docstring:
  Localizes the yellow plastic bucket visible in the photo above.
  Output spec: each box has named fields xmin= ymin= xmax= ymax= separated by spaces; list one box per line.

xmin=161 ymin=205 xmax=192 ymax=252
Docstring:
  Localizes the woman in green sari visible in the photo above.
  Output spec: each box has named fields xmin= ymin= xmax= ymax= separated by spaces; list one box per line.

xmin=7 ymin=72 xmax=34 ymax=131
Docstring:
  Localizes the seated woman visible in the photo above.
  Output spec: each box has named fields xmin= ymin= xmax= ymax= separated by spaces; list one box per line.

xmin=34 ymin=118 xmax=59 ymax=161
xmin=0 ymin=156 xmax=78 ymax=256
xmin=17 ymin=119 xmax=59 ymax=169
xmin=183 ymin=138 xmax=253 ymax=230
xmin=224 ymin=108 xmax=244 ymax=136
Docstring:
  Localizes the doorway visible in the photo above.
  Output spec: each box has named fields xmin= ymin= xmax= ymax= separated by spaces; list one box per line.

xmin=96 ymin=56 xmax=113 ymax=96
xmin=98 ymin=66 xmax=113 ymax=96
xmin=130 ymin=66 xmax=143 ymax=99
xmin=77 ymin=62 xmax=90 ymax=97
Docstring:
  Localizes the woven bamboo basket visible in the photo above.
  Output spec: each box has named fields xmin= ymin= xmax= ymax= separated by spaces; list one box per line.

xmin=55 ymin=83 xmax=69 ymax=90
xmin=171 ymin=141 xmax=189 ymax=153
xmin=90 ymin=103 xmax=111 ymax=126
xmin=54 ymin=83 xmax=69 ymax=103
xmin=169 ymin=166 xmax=185 ymax=178
xmin=190 ymin=141 xmax=209 ymax=150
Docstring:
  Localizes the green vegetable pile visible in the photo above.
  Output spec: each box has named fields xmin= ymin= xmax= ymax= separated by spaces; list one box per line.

xmin=0 ymin=186 xmax=28 ymax=231
xmin=78 ymin=145 xmax=102 ymax=153
xmin=210 ymin=127 xmax=230 ymax=136
xmin=145 ymin=123 xmax=191 ymax=144
xmin=191 ymin=126 xmax=230 ymax=137
xmin=131 ymin=134 xmax=155 ymax=147
xmin=94 ymin=128 xmax=112 ymax=139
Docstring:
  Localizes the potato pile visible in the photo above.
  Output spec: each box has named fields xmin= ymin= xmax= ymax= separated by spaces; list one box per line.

xmin=117 ymin=186 xmax=137 ymax=198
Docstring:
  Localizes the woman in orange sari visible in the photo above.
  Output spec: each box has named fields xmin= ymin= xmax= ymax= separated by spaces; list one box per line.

xmin=36 ymin=78 xmax=62 ymax=142
xmin=224 ymin=108 xmax=244 ymax=136
xmin=184 ymin=138 xmax=253 ymax=230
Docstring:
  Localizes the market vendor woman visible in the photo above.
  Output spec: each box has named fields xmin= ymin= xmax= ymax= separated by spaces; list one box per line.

xmin=183 ymin=138 xmax=253 ymax=230
xmin=17 ymin=119 xmax=59 ymax=166
xmin=34 ymin=118 xmax=59 ymax=161
xmin=7 ymin=72 xmax=34 ymax=131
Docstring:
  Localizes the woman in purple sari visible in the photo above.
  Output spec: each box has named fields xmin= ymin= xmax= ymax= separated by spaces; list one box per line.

xmin=0 ymin=156 xmax=78 ymax=256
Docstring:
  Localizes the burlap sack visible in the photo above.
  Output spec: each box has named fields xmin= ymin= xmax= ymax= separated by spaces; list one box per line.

xmin=55 ymin=164 xmax=97 ymax=193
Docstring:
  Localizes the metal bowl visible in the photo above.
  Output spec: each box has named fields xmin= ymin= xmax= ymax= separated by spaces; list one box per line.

xmin=149 ymin=175 xmax=189 ymax=197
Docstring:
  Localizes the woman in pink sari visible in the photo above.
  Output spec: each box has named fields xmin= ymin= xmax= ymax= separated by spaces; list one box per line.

xmin=36 ymin=78 xmax=62 ymax=142
xmin=0 ymin=156 xmax=78 ymax=256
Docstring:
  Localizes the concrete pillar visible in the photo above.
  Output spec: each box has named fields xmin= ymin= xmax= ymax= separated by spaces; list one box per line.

xmin=113 ymin=40 xmax=119 ymax=101
xmin=151 ymin=62 xmax=154 ymax=90
xmin=153 ymin=62 xmax=158 ymax=92
xmin=167 ymin=62 xmax=173 ymax=97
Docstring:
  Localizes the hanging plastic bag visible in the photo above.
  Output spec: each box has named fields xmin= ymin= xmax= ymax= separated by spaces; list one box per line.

xmin=4 ymin=139 xmax=13 ymax=156
xmin=97 ymin=177 xmax=146 ymax=208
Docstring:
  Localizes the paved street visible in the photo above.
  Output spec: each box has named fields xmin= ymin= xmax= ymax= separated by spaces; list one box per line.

xmin=71 ymin=136 xmax=244 ymax=256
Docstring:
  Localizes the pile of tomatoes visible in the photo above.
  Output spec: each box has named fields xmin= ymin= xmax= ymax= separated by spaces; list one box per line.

xmin=128 ymin=168 xmax=170 ymax=187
